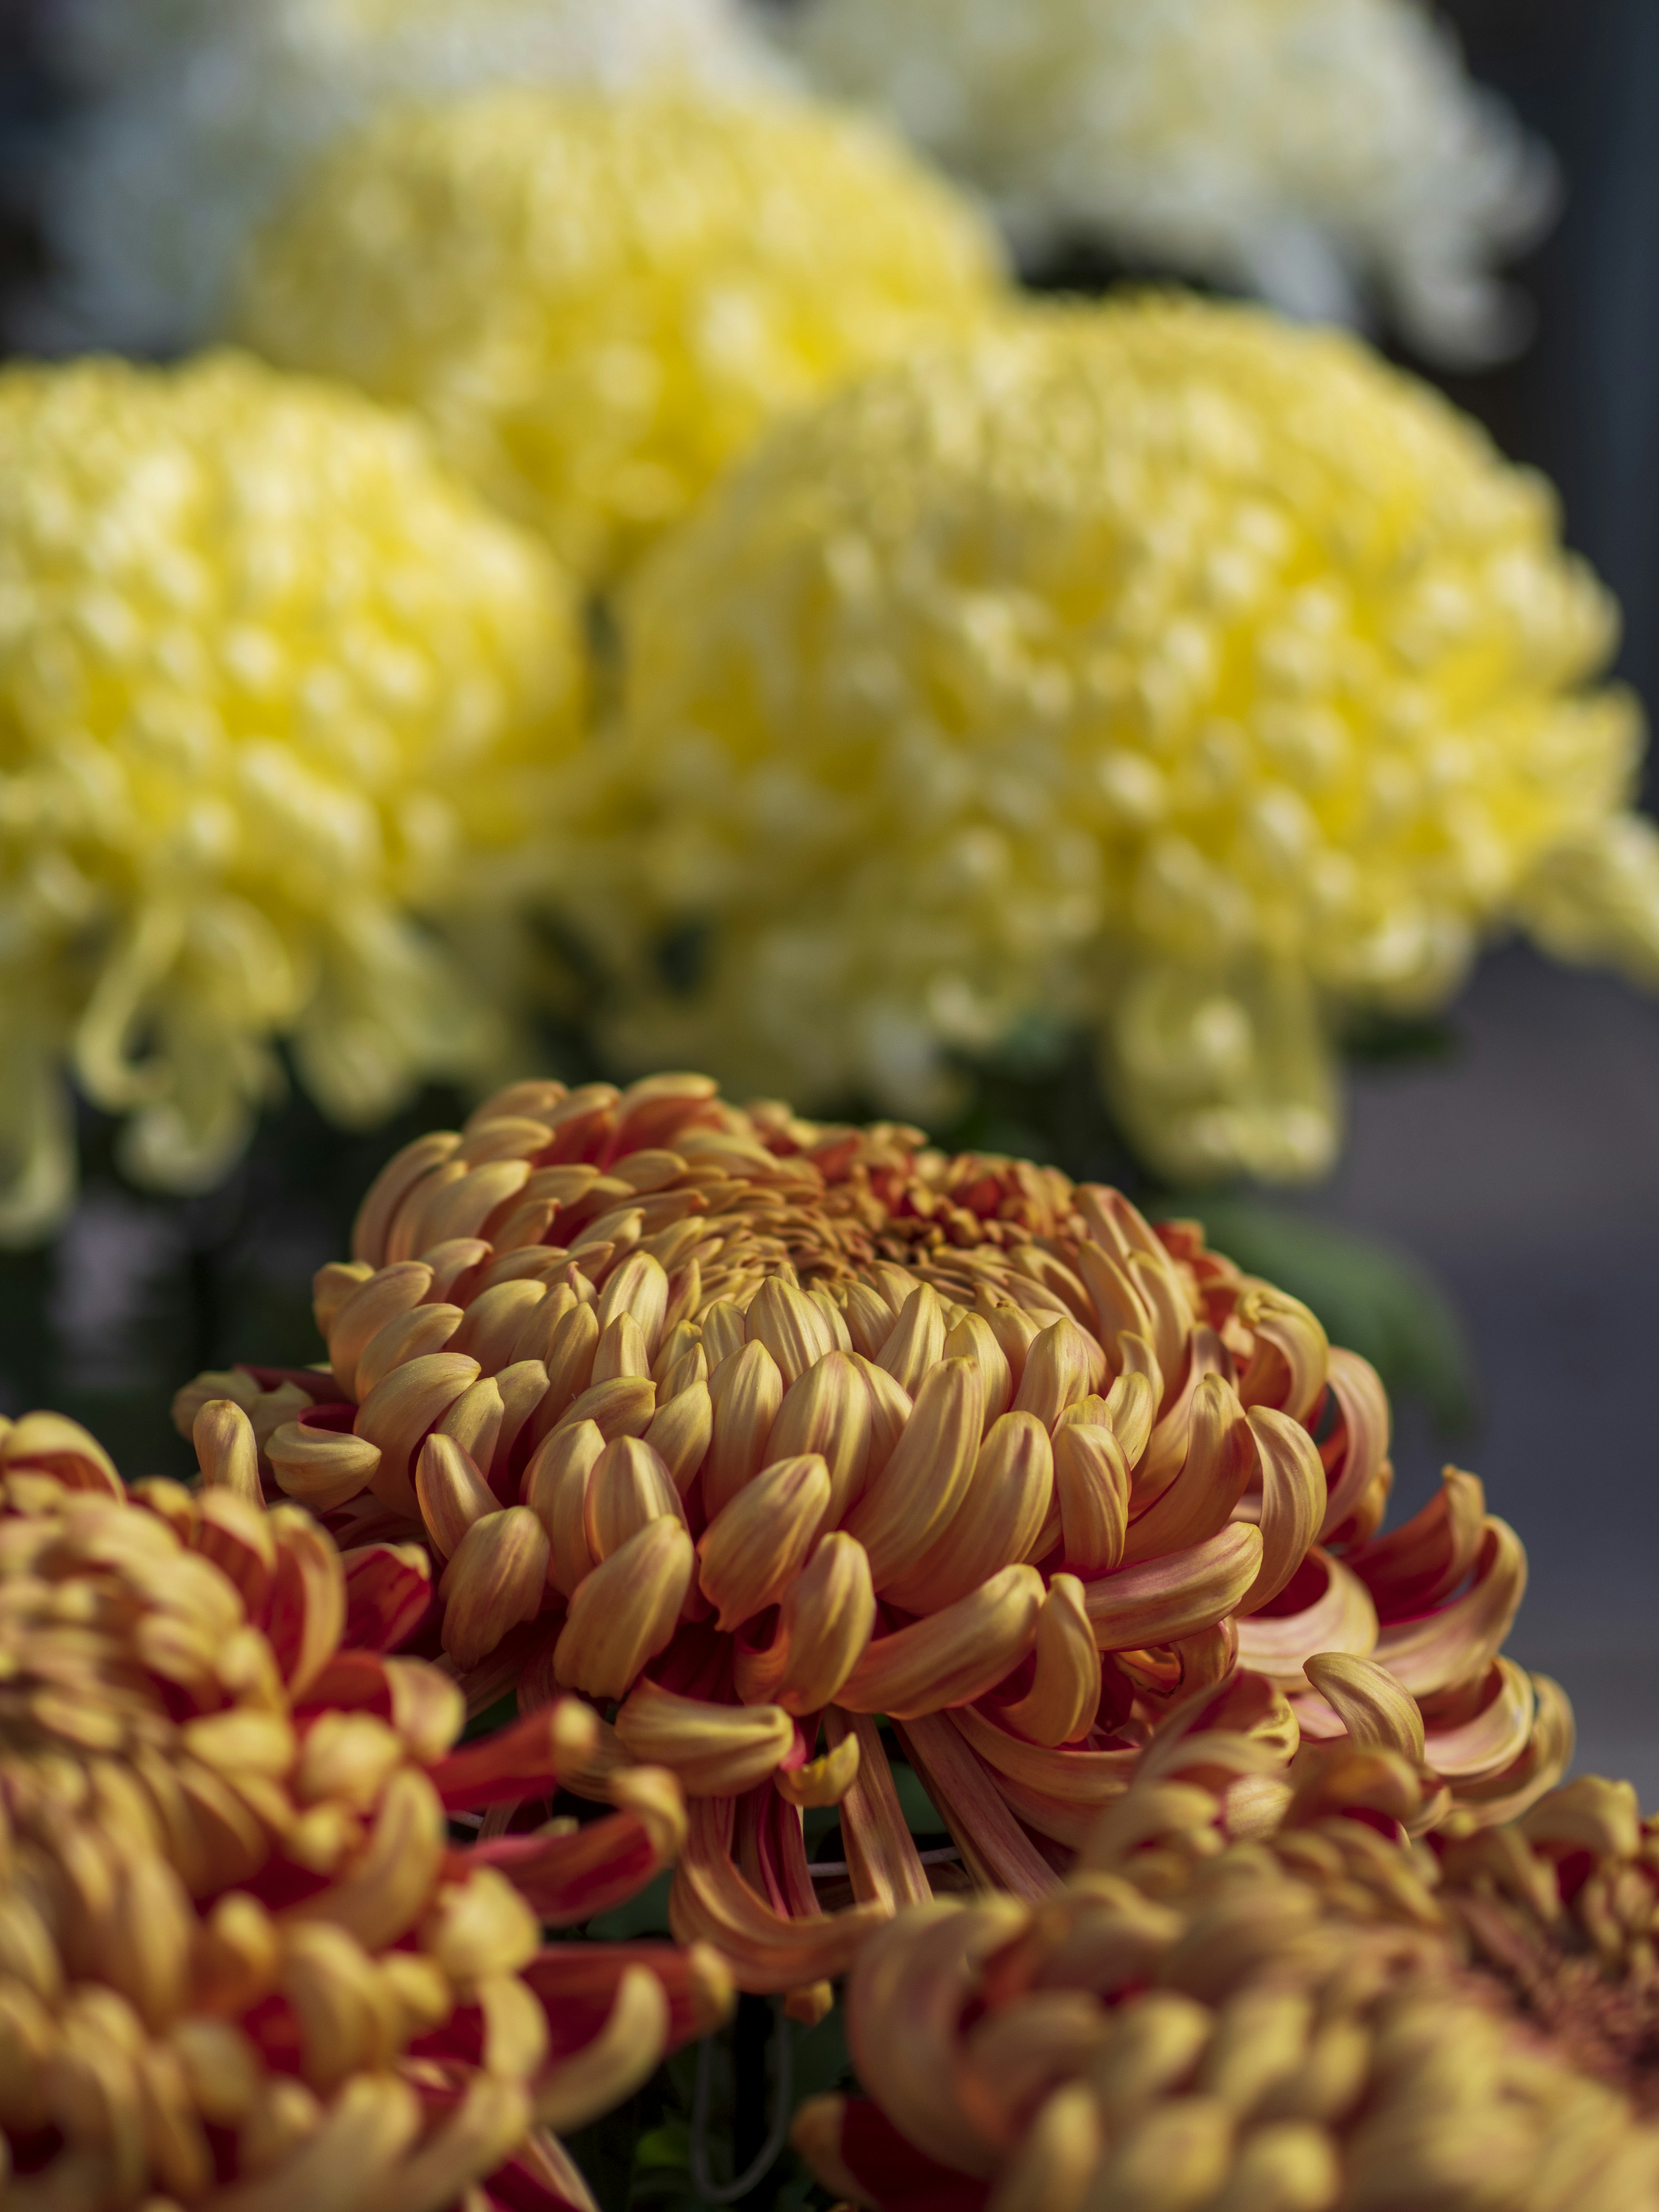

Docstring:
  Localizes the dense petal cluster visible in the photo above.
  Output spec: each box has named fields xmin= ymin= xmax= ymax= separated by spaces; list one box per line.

xmin=796 ymin=1760 xmax=1659 ymax=2212
xmin=0 ymin=351 xmax=582 ymax=1239
xmin=31 ymin=0 xmax=784 ymax=353
xmin=0 ymin=1405 xmax=729 ymax=2212
xmin=233 ymin=87 xmax=1005 ymax=582
xmin=783 ymin=0 xmax=1554 ymax=363
xmin=588 ymin=299 xmax=1654 ymax=1180
xmin=175 ymin=1071 xmax=1567 ymax=2001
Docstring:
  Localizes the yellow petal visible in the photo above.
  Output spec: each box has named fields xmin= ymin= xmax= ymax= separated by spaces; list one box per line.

xmin=415 ymin=1433 xmax=497 ymax=1561
xmin=1120 ymin=1373 xmax=1254 ymax=1565
xmin=1239 ymin=1407 xmax=1325 ymax=1614
xmin=1055 ymin=1421 xmax=1129 ymax=1574
xmin=354 ymin=1351 xmax=481 ymax=1519
xmin=998 ymin=1575 xmax=1101 ymax=1747
xmin=1083 ymin=1524 xmax=1264 ymax=1652
xmin=842 ymin=1357 xmax=984 ymax=1589
xmin=583 ymin=1435 xmax=684 ymax=1563
xmin=523 ymin=1419 xmax=604 ymax=1597
xmin=697 ymin=1453 xmax=832 ymax=1632
xmin=838 ymin=1564 xmax=1042 ymax=1719
xmin=1303 ymin=1652 xmax=1425 ymax=1762
xmin=775 ymin=1731 xmax=861 ymax=1808
xmin=553 ymin=1518 xmax=694 ymax=1702
xmin=705 ymin=1338 xmax=785 ymax=1516
xmin=766 ymin=1351 xmax=873 ymax=1521
xmin=438 ymin=1507 xmax=550 ymax=1670
xmin=615 ymin=1681 xmax=794 ymax=1795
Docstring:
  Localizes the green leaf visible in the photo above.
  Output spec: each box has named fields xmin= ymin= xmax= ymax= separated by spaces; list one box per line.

xmin=1176 ymin=1197 xmax=1476 ymax=1433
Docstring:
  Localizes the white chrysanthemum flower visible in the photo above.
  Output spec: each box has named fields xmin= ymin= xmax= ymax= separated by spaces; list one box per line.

xmin=31 ymin=0 xmax=787 ymax=352
xmin=782 ymin=0 xmax=1556 ymax=364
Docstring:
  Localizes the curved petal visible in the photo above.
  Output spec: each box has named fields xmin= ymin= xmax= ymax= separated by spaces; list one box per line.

xmin=1316 ymin=1348 xmax=1390 ymax=1542
xmin=1372 ymin=1518 xmax=1526 ymax=1700
xmin=950 ymin=1704 xmax=1139 ymax=1808
xmin=1236 ymin=1549 xmax=1377 ymax=1688
xmin=1081 ymin=1525 xmax=1264 ymax=1653
xmin=1421 ymin=1657 xmax=1536 ymax=1783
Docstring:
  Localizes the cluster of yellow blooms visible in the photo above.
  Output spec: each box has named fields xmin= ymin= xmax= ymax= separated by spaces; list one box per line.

xmin=0 ymin=1403 xmax=730 ymax=2210
xmin=234 ymin=88 xmax=1004 ymax=583
xmin=0 ymin=350 xmax=581 ymax=1237
xmin=588 ymin=299 xmax=1658 ymax=1180
xmin=175 ymin=1074 xmax=1568 ymax=2011
xmin=2 ymin=73 xmax=1655 ymax=1220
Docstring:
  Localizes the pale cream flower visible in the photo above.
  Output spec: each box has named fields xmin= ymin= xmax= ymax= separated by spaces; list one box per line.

xmin=783 ymin=0 xmax=1555 ymax=363
xmin=31 ymin=0 xmax=785 ymax=353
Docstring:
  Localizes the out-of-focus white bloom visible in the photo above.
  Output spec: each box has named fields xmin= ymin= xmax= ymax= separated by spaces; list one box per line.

xmin=782 ymin=0 xmax=1556 ymax=365
xmin=32 ymin=0 xmax=787 ymax=353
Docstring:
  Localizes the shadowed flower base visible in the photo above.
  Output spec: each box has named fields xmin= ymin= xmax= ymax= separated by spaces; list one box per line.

xmin=795 ymin=1745 xmax=1659 ymax=2212
xmin=0 ymin=1408 xmax=728 ymax=2212
xmin=174 ymin=1071 xmax=1569 ymax=2003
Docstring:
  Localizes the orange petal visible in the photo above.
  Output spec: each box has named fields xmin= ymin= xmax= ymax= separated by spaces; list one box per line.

xmin=267 ymin=1420 xmax=383 ymax=1513
xmin=438 ymin=1508 xmax=549 ymax=1671
xmin=997 ymin=1576 xmax=1102 ymax=1747
xmin=1303 ymin=1652 xmax=1425 ymax=1762
xmin=1236 ymin=1286 xmax=1328 ymax=1423
xmin=876 ymin=1284 xmax=948 ymax=1395
xmin=697 ymin=1454 xmax=832 ymax=1632
xmin=1131 ymin=1327 xmax=1231 ymax=1512
xmin=1235 ymin=1548 xmax=1377 ymax=1688
xmin=1372 ymin=1517 xmax=1526 ymax=1700
xmin=824 ymin=1708 xmax=932 ymax=1910
xmin=615 ymin=1681 xmax=794 ymax=1795
xmin=1351 ymin=1467 xmax=1486 ymax=1619
xmin=354 ymin=1351 xmax=480 ymax=1519
xmin=1010 ymin=1319 xmax=1103 ymax=1430
xmin=882 ymin=1413 xmax=1054 ymax=1615
xmin=671 ymin=1797 xmax=888 ymax=1993
xmin=522 ymin=1420 xmax=604 ymax=1598
xmin=1081 ymin=1523 xmax=1263 ymax=1653
xmin=533 ymin=1964 xmax=668 ymax=2131
xmin=352 ymin=1131 xmax=461 ymax=1267
xmin=776 ymin=1732 xmax=861 ymax=1808
xmin=1420 ymin=1656 xmax=1536 ymax=1783
xmin=553 ymin=1519 xmax=694 ymax=1702
xmin=642 ymin=1378 xmax=712 ymax=1495
xmin=842 ymin=1357 xmax=985 ymax=1589
xmin=949 ymin=1703 xmax=1137 ymax=1808
xmin=1121 ymin=1375 xmax=1254 ymax=1566
xmin=415 ymin=1433 xmax=497 ymax=1561
xmin=747 ymin=1529 xmax=878 ymax=1715
xmin=1315 ymin=1348 xmax=1390 ymax=1541
xmin=1237 ymin=1407 xmax=1325 ymax=1614
xmin=899 ymin=1711 xmax=1060 ymax=1903
xmin=837 ymin=1565 xmax=1043 ymax=1719
xmin=766 ymin=1352 xmax=873 ymax=1522
xmin=748 ymin=1278 xmax=840 ymax=1387
xmin=942 ymin=1313 xmax=1013 ymax=1430
xmin=583 ymin=1435 xmax=684 ymax=1563
xmin=705 ymin=1338 xmax=785 ymax=1516
xmin=1055 ymin=1422 xmax=1130 ymax=1575
xmin=194 ymin=1399 xmax=263 ymax=1505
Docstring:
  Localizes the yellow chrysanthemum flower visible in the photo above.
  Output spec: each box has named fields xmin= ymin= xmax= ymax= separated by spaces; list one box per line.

xmin=586 ymin=296 xmax=1657 ymax=1183
xmin=0 ymin=350 xmax=582 ymax=1240
xmin=232 ymin=86 xmax=1006 ymax=582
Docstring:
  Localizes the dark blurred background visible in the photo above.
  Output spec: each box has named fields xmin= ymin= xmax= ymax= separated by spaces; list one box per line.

xmin=0 ymin=0 xmax=1656 ymax=1789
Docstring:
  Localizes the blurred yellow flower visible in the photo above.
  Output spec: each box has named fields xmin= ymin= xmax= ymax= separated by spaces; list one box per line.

xmin=0 ymin=350 xmax=582 ymax=1239
xmin=233 ymin=86 xmax=1006 ymax=582
xmin=587 ymin=296 xmax=1655 ymax=1183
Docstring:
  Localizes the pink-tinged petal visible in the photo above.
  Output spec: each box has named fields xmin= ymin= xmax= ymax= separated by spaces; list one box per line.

xmin=845 ymin=1905 xmax=1029 ymax=2181
xmin=1235 ymin=1548 xmax=1378 ymax=1688
xmin=264 ymin=1504 xmax=346 ymax=1694
xmin=426 ymin=1701 xmax=598 ymax=1811
xmin=796 ymin=2094 xmax=990 ymax=2212
xmin=241 ymin=1363 xmax=356 ymax=1405
xmin=836 ymin=1567 xmax=1043 ymax=1719
xmin=1236 ymin=1408 xmax=1325 ymax=1615
xmin=474 ymin=1784 xmax=681 ymax=1925
xmin=1372 ymin=1517 xmax=1527 ymax=1700
xmin=342 ymin=1542 xmax=434 ymax=1654
xmin=1119 ymin=1376 xmax=1254 ymax=1566
xmin=1081 ymin=1524 xmax=1263 ymax=1652
xmin=523 ymin=1940 xmax=733 ymax=2058
xmin=1424 ymin=1673 xmax=1574 ymax=1829
xmin=897 ymin=1713 xmax=1059 ymax=1904
xmin=480 ymin=2132 xmax=600 ymax=2212
xmin=1350 ymin=1468 xmax=1486 ymax=1620
xmin=1420 ymin=1657 xmax=1535 ymax=1783
xmin=669 ymin=1797 xmax=888 ymax=1993
xmin=1315 ymin=1348 xmax=1389 ymax=1541
xmin=949 ymin=1705 xmax=1138 ymax=1810
xmin=825 ymin=1709 xmax=933 ymax=1912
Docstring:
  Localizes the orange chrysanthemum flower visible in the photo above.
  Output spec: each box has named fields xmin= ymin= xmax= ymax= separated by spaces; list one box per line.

xmin=796 ymin=1753 xmax=1659 ymax=2212
xmin=0 ymin=1408 xmax=728 ymax=2212
xmin=174 ymin=1072 xmax=1568 ymax=2000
